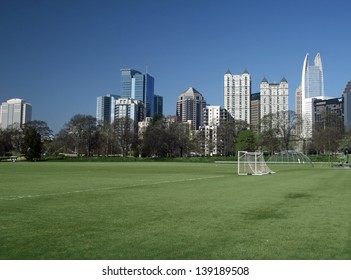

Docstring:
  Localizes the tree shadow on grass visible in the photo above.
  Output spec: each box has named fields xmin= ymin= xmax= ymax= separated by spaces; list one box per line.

xmin=242 ymin=207 xmax=287 ymax=220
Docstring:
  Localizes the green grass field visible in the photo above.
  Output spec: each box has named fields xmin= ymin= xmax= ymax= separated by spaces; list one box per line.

xmin=1 ymin=161 xmax=351 ymax=260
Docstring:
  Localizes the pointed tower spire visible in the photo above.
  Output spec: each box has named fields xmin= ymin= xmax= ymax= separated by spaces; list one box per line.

xmin=261 ymin=77 xmax=269 ymax=83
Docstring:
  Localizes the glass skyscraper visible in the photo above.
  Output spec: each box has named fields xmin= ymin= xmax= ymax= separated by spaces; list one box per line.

xmin=154 ymin=94 xmax=163 ymax=117
xmin=120 ymin=69 xmax=154 ymax=119
xmin=96 ymin=94 xmax=120 ymax=125
xmin=302 ymin=53 xmax=324 ymax=99
xmin=301 ymin=53 xmax=325 ymax=138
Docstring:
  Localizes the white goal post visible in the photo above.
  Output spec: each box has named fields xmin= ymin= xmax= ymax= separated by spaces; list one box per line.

xmin=237 ymin=151 xmax=275 ymax=175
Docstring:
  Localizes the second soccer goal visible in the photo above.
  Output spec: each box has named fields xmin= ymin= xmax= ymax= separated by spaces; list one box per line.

xmin=237 ymin=151 xmax=275 ymax=175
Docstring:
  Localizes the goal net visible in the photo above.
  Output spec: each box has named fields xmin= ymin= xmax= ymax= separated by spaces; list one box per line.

xmin=238 ymin=151 xmax=274 ymax=175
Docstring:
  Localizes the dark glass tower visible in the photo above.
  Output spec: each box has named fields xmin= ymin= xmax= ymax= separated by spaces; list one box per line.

xmin=120 ymin=69 xmax=154 ymax=119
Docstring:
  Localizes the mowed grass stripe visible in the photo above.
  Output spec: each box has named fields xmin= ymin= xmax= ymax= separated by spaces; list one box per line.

xmin=0 ymin=174 xmax=226 ymax=201
xmin=0 ymin=162 xmax=351 ymax=260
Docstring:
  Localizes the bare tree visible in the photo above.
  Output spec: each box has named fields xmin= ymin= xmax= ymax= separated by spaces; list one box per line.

xmin=25 ymin=120 xmax=53 ymax=140
xmin=217 ymin=119 xmax=249 ymax=156
xmin=260 ymin=111 xmax=296 ymax=153
xmin=113 ymin=117 xmax=137 ymax=157
xmin=311 ymin=112 xmax=344 ymax=154
xmin=63 ymin=114 xmax=98 ymax=156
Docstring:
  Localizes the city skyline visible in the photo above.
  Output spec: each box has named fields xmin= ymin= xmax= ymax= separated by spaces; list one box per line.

xmin=1 ymin=0 xmax=351 ymax=132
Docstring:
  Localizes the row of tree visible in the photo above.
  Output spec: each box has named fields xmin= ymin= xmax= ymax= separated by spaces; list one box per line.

xmin=0 ymin=111 xmax=350 ymax=160
xmin=0 ymin=120 xmax=51 ymax=160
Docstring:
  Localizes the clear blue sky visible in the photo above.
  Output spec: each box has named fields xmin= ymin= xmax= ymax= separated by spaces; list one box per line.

xmin=1 ymin=0 xmax=351 ymax=132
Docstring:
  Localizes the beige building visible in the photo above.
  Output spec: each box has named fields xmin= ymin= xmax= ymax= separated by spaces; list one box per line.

xmin=250 ymin=92 xmax=260 ymax=132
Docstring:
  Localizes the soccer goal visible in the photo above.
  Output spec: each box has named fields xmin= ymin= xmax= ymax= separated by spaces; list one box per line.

xmin=238 ymin=151 xmax=275 ymax=175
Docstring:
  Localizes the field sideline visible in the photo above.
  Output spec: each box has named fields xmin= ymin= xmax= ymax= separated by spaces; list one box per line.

xmin=0 ymin=161 xmax=350 ymax=260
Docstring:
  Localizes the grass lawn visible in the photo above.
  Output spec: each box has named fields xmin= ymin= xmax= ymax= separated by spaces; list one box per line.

xmin=0 ymin=161 xmax=350 ymax=260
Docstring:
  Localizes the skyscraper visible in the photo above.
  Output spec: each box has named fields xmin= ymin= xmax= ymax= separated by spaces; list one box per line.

xmin=259 ymin=78 xmax=289 ymax=132
xmin=176 ymin=87 xmax=206 ymax=130
xmin=260 ymin=77 xmax=289 ymax=119
xmin=96 ymin=94 xmax=120 ymax=125
xmin=154 ymin=94 xmax=163 ymax=117
xmin=295 ymin=85 xmax=303 ymax=137
xmin=0 ymin=98 xmax=32 ymax=129
xmin=301 ymin=53 xmax=325 ymax=138
xmin=224 ymin=69 xmax=251 ymax=124
xmin=343 ymin=81 xmax=351 ymax=132
xmin=250 ymin=92 xmax=260 ymax=132
xmin=120 ymin=68 xmax=154 ymax=119
xmin=302 ymin=53 xmax=324 ymax=99
xmin=313 ymin=97 xmax=344 ymax=131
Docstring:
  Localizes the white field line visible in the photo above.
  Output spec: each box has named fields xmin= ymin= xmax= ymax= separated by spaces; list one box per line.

xmin=0 ymin=175 xmax=226 ymax=201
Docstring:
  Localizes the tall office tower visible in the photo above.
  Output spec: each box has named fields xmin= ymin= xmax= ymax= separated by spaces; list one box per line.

xmin=154 ymin=94 xmax=163 ymax=117
xmin=301 ymin=53 xmax=325 ymax=138
xmin=343 ymin=81 xmax=351 ymax=132
xmin=313 ymin=97 xmax=344 ymax=131
xmin=260 ymin=77 xmax=289 ymax=120
xmin=96 ymin=94 xmax=120 ymax=125
xmin=224 ymin=69 xmax=251 ymax=124
xmin=201 ymin=106 xmax=232 ymax=156
xmin=302 ymin=53 xmax=324 ymax=99
xmin=0 ymin=98 xmax=32 ymax=129
xmin=250 ymin=92 xmax=260 ymax=132
xmin=295 ymin=85 xmax=303 ymax=137
xmin=114 ymin=98 xmax=144 ymax=122
xmin=176 ymin=87 xmax=206 ymax=130
xmin=120 ymin=68 xmax=154 ymax=119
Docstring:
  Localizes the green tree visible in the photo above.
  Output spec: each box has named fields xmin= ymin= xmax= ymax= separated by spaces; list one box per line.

xmin=0 ymin=129 xmax=13 ymax=156
xmin=217 ymin=119 xmax=248 ymax=156
xmin=142 ymin=117 xmax=168 ymax=157
xmin=22 ymin=126 xmax=43 ymax=161
xmin=235 ymin=129 xmax=257 ymax=152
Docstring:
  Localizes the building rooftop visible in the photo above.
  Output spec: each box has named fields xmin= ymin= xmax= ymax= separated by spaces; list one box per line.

xmin=261 ymin=77 xmax=269 ymax=83
xmin=182 ymin=87 xmax=201 ymax=95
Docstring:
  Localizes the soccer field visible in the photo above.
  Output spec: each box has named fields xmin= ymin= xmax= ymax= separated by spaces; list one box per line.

xmin=0 ymin=161 xmax=350 ymax=260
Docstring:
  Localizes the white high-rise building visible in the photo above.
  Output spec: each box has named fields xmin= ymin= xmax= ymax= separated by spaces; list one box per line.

xmin=96 ymin=94 xmax=120 ymax=125
xmin=224 ymin=69 xmax=251 ymax=124
xmin=201 ymin=106 xmax=232 ymax=156
xmin=114 ymin=98 xmax=144 ymax=122
xmin=260 ymin=77 xmax=289 ymax=120
xmin=301 ymin=53 xmax=325 ymax=138
xmin=0 ymin=98 xmax=32 ymax=129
